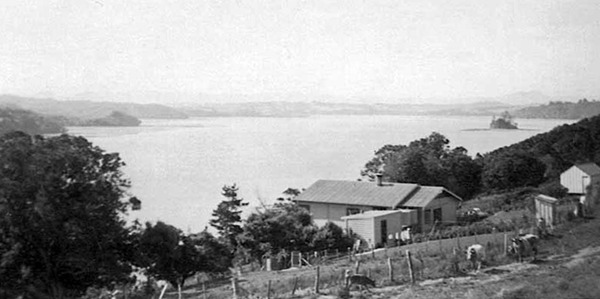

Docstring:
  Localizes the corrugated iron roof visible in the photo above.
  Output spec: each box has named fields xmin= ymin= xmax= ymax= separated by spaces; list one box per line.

xmin=536 ymin=194 xmax=558 ymax=203
xmin=294 ymin=180 xmax=419 ymax=208
xmin=341 ymin=209 xmax=415 ymax=220
xmin=401 ymin=186 xmax=452 ymax=207
xmin=576 ymin=163 xmax=600 ymax=176
xmin=294 ymin=180 xmax=462 ymax=208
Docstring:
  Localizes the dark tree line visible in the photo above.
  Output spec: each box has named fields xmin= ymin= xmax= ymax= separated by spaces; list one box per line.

xmin=363 ymin=114 xmax=600 ymax=198
xmin=362 ymin=132 xmax=482 ymax=198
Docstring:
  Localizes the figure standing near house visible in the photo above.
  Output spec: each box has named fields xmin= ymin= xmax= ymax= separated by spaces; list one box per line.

xmin=536 ymin=217 xmax=548 ymax=238
xmin=400 ymin=226 xmax=412 ymax=245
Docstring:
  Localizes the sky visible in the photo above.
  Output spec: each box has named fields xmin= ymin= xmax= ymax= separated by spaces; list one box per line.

xmin=1 ymin=0 xmax=600 ymax=103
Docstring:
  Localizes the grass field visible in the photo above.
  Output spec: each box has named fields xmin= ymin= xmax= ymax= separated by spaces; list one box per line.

xmin=156 ymin=207 xmax=600 ymax=299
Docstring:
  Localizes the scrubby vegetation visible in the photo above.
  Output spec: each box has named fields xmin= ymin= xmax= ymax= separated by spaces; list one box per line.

xmin=514 ymin=98 xmax=600 ymax=119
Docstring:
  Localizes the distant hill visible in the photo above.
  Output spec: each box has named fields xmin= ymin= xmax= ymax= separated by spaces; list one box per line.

xmin=70 ymin=111 xmax=142 ymax=127
xmin=0 ymin=94 xmax=188 ymax=120
xmin=181 ymin=101 xmax=516 ymax=117
xmin=513 ymin=99 xmax=600 ymax=119
xmin=0 ymin=108 xmax=66 ymax=135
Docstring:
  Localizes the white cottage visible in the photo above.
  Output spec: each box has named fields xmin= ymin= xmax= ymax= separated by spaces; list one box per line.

xmin=294 ymin=179 xmax=462 ymax=233
xmin=560 ymin=162 xmax=600 ymax=194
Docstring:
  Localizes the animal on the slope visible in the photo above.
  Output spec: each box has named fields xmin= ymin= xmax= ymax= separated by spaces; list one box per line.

xmin=508 ymin=234 xmax=539 ymax=262
xmin=345 ymin=269 xmax=376 ymax=291
xmin=466 ymin=244 xmax=486 ymax=271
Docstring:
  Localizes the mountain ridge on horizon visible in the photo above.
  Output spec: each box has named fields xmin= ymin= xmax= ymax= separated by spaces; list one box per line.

xmin=41 ymin=90 xmax=584 ymax=106
xmin=0 ymin=92 xmax=594 ymax=120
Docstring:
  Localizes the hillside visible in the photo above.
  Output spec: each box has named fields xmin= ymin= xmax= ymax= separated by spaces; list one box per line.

xmin=0 ymin=94 xmax=188 ymax=120
xmin=182 ymin=101 xmax=515 ymax=117
xmin=70 ymin=111 xmax=142 ymax=127
xmin=0 ymin=108 xmax=66 ymax=135
xmin=513 ymin=99 xmax=600 ymax=119
xmin=485 ymin=113 xmax=600 ymax=180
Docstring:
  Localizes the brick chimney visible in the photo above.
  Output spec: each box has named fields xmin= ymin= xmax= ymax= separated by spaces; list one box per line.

xmin=376 ymin=173 xmax=383 ymax=186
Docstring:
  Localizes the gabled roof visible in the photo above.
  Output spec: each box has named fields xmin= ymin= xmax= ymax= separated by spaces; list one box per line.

xmin=341 ymin=209 xmax=416 ymax=220
xmin=294 ymin=180 xmax=419 ymax=208
xmin=401 ymin=186 xmax=461 ymax=207
xmin=294 ymin=180 xmax=461 ymax=208
xmin=574 ymin=163 xmax=600 ymax=176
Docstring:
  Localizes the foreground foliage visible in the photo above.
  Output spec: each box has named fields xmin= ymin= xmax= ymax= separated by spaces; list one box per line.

xmin=0 ymin=132 xmax=138 ymax=298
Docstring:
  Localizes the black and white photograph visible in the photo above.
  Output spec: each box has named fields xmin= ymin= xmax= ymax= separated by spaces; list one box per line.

xmin=1 ymin=1 xmax=600 ymax=298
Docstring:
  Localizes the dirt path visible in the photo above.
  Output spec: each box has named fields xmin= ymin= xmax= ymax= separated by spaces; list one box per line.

xmin=310 ymin=246 xmax=600 ymax=299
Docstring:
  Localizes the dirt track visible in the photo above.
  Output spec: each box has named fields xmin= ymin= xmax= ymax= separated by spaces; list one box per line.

xmin=310 ymin=245 xmax=600 ymax=299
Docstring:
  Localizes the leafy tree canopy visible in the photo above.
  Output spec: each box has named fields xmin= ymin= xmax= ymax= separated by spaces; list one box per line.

xmin=481 ymin=150 xmax=546 ymax=191
xmin=137 ymin=221 xmax=222 ymax=297
xmin=362 ymin=132 xmax=482 ymax=199
xmin=239 ymin=201 xmax=315 ymax=264
xmin=0 ymin=132 xmax=138 ymax=299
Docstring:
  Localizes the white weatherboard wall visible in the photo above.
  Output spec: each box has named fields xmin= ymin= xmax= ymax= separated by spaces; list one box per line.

xmin=307 ymin=202 xmax=374 ymax=227
xmin=535 ymin=195 xmax=558 ymax=226
xmin=344 ymin=210 xmax=418 ymax=248
xmin=420 ymin=196 xmax=460 ymax=232
xmin=345 ymin=218 xmax=374 ymax=247
xmin=560 ymin=166 xmax=600 ymax=194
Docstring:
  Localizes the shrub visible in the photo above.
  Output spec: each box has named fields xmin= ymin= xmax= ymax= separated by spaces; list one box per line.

xmin=335 ymin=286 xmax=350 ymax=299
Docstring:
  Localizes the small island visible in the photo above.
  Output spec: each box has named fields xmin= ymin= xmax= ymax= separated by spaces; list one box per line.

xmin=490 ymin=111 xmax=518 ymax=129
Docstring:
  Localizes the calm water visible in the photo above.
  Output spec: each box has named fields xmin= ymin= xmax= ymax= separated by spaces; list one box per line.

xmin=67 ymin=115 xmax=574 ymax=232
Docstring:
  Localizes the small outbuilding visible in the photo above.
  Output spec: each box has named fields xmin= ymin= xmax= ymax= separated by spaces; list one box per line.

xmin=560 ymin=162 xmax=600 ymax=195
xmin=341 ymin=209 xmax=418 ymax=248
xmin=535 ymin=194 xmax=558 ymax=227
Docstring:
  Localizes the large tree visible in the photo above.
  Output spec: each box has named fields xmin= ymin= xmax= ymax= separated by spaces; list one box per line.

xmin=137 ymin=222 xmax=212 ymax=299
xmin=239 ymin=201 xmax=316 ymax=265
xmin=209 ymin=184 xmax=248 ymax=254
xmin=362 ymin=132 xmax=482 ymax=199
xmin=0 ymin=132 xmax=138 ymax=299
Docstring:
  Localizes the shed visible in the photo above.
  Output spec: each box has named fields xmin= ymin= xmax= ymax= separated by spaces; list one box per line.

xmin=341 ymin=209 xmax=418 ymax=248
xmin=560 ymin=163 xmax=600 ymax=194
xmin=535 ymin=194 xmax=558 ymax=226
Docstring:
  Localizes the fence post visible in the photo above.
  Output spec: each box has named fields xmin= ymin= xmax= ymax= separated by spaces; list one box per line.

xmin=202 ymin=282 xmax=207 ymax=299
xmin=503 ymin=234 xmax=508 ymax=256
xmin=267 ymin=280 xmax=271 ymax=299
xmin=354 ymin=260 xmax=361 ymax=274
xmin=406 ymin=250 xmax=415 ymax=284
xmin=387 ymin=257 xmax=394 ymax=282
xmin=231 ymin=277 xmax=238 ymax=299
xmin=314 ymin=266 xmax=320 ymax=294
xmin=371 ymin=247 xmax=375 ymax=259
xmin=291 ymin=276 xmax=298 ymax=296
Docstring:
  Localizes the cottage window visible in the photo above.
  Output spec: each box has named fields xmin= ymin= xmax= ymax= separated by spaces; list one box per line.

xmin=433 ymin=208 xmax=442 ymax=223
xmin=346 ymin=208 xmax=361 ymax=216
xmin=424 ymin=209 xmax=432 ymax=225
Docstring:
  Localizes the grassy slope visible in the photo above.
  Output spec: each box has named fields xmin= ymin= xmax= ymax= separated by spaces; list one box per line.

xmin=166 ymin=208 xmax=600 ymax=299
